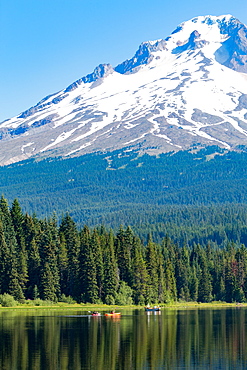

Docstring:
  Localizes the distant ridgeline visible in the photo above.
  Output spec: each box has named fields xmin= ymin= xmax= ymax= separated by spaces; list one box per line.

xmin=1 ymin=195 xmax=247 ymax=304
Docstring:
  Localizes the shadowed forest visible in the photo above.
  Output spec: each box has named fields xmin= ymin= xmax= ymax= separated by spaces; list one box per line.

xmin=1 ymin=195 xmax=247 ymax=305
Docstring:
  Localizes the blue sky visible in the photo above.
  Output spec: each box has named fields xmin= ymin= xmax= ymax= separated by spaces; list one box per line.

xmin=1 ymin=0 xmax=247 ymax=122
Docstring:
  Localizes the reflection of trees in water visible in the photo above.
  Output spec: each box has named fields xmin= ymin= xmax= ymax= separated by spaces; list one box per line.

xmin=0 ymin=309 xmax=247 ymax=369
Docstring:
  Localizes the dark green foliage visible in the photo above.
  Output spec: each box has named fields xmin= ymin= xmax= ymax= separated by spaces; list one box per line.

xmin=146 ymin=236 xmax=159 ymax=303
xmin=40 ymin=262 xmax=57 ymax=301
xmin=163 ymin=260 xmax=177 ymax=302
xmin=103 ymin=231 xmax=119 ymax=302
xmin=78 ymin=226 xmax=99 ymax=303
xmin=0 ymin=220 xmax=12 ymax=294
xmin=115 ymin=226 xmax=133 ymax=285
xmin=24 ymin=216 xmax=41 ymax=298
xmin=59 ymin=214 xmax=79 ymax=297
xmin=1 ymin=196 xmax=247 ymax=304
xmin=131 ymin=236 xmax=148 ymax=304
xmin=1 ymin=147 xmax=247 ymax=232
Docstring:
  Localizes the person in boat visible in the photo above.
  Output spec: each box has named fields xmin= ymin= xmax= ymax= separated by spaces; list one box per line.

xmin=92 ymin=311 xmax=99 ymax=315
xmin=110 ymin=310 xmax=115 ymax=314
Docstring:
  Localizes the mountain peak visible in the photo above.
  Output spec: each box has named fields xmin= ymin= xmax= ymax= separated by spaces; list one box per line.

xmin=115 ymin=39 xmax=167 ymax=74
xmin=1 ymin=15 xmax=247 ymax=165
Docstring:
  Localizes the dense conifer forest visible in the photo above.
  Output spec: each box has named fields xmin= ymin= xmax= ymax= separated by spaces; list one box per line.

xmin=1 ymin=145 xmax=247 ymax=230
xmin=1 ymin=195 xmax=247 ymax=305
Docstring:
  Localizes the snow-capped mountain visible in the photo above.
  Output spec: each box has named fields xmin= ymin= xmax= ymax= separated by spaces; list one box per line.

xmin=1 ymin=14 xmax=247 ymax=165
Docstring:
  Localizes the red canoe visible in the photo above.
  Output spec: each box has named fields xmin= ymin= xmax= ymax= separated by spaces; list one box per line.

xmin=91 ymin=312 xmax=101 ymax=316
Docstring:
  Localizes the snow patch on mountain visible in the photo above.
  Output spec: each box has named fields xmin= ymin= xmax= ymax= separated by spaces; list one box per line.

xmin=1 ymin=14 xmax=247 ymax=165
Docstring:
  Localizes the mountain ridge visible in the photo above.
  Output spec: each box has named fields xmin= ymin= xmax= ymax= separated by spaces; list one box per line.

xmin=1 ymin=14 xmax=247 ymax=165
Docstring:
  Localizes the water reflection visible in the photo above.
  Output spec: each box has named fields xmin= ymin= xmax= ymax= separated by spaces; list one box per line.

xmin=0 ymin=308 xmax=247 ymax=369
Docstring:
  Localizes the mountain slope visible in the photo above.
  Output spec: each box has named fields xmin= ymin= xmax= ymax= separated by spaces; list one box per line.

xmin=1 ymin=15 xmax=247 ymax=165
xmin=1 ymin=146 xmax=247 ymax=229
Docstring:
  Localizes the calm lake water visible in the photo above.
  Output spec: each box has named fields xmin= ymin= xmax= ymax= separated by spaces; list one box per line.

xmin=0 ymin=307 xmax=247 ymax=369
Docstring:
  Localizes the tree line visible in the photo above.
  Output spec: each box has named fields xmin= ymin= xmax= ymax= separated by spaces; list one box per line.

xmin=1 ymin=195 xmax=247 ymax=304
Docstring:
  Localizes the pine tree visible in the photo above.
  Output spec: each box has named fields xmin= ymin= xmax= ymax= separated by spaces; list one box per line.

xmin=189 ymin=264 xmax=199 ymax=302
xmin=103 ymin=230 xmax=119 ymax=303
xmin=10 ymin=199 xmax=25 ymax=243
xmin=145 ymin=235 xmax=159 ymax=304
xmin=10 ymin=200 xmax=28 ymax=291
xmin=157 ymin=247 xmax=166 ymax=303
xmin=164 ymin=259 xmax=177 ymax=302
xmin=8 ymin=266 xmax=25 ymax=301
xmin=27 ymin=238 xmax=41 ymax=299
xmin=57 ymin=232 xmax=68 ymax=296
xmin=41 ymin=262 xmax=57 ymax=301
xmin=78 ymin=226 xmax=98 ymax=303
xmin=0 ymin=196 xmax=25 ymax=299
xmin=91 ymin=229 xmax=104 ymax=300
xmin=23 ymin=214 xmax=41 ymax=298
xmin=197 ymin=250 xmax=213 ymax=303
xmin=131 ymin=236 xmax=148 ymax=304
xmin=175 ymin=246 xmax=190 ymax=301
xmin=115 ymin=226 xmax=132 ymax=285
xmin=0 ymin=220 xmax=11 ymax=294
xmin=38 ymin=220 xmax=60 ymax=301
xmin=59 ymin=214 xmax=79 ymax=297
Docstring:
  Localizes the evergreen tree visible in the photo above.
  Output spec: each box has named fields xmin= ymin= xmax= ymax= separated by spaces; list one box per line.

xmin=27 ymin=238 xmax=41 ymax=299
xmin=175 ymin=246 xmax=190 ymax=301
xmin=197 ymin=250 xmax=213 ymax=303
xmin=8 ymin=266 xmax=25 ymax=301
xmin=10 ymin=199 xmax=25 ymax=244
xmin=0 ymin=196 xmax=25 ymax=299
xmin=78 ymin=226 xmax=98 ymax=303
xmin=188 ymin=263 xmax=198 ymax=301
xmin=145 ymin=235 xmax=159 ymax=304
xmin=23 ymin=214 xmax=41 ymax=298
xmin=38 ymin=220 xmax=60 ymax=301
xmin=103 ymin=230 xmax=119 ymax=303
xmin=131 ymin=236 xmax=148 ymax=304
xmin=57 ymin=232 xmax=68 ymax=296
xmin=164 ymin=259 xmax=177 ymax=302
xmin=59 ymin=214 xmax=79 ymax=297
xmin=115 ymin=226 xmax=132 ymax=285
xmin=157 ymin=248 xmax=166 ymax=303
xmin=10 ymin=200 xmax=28 ymax=292
xmin=41 ymin=262 xmax=57 ymax=301
xmin=91 ymin=229 xmax=104 ymax=300
xmin=0 ymin=220 xmax=11 ymax=294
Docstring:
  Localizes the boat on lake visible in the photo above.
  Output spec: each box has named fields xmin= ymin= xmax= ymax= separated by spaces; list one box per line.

xmin=91 ymin=312 xmax=101 ymax=316
xmin=144 ymin=306 xmax=161 ymax=312
xmin=104 ymin=312 xmax=121 ymax=317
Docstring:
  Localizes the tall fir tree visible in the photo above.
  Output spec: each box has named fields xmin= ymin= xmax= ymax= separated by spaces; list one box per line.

xmin=91 ymin=229 xmax=104 ymax=301
xmin=78 ymin=226 xmax=98 ymax=303
xmin=59 ymin=214 xmax=80 ymax=297
xmin=103 ymin=230 xmax=119 ymax=303
xmin=115 ymin=226 xmax=133 ymax=286
xmin=0 ymin=196 xmax=25 ymax=300
xmin=131 ymin=236 xmax=148 ymax=304
xmin=145 ymin=235 xmax=159 ymax=304
xmin=38 ymin=219 xmax=60 ymax=301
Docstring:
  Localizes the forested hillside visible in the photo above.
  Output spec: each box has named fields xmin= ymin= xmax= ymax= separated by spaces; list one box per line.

xmin=1 ymin=146 xmax=247 ymax=231
xmin=1 ymin=195 xmax=247 ymax=305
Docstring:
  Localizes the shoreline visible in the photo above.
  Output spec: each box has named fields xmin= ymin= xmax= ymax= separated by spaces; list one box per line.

xmin=0 ymin=301 xmax=247 ymax=310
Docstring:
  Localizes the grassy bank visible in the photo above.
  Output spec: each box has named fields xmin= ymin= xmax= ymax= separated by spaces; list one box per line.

xmin=0 ymin=300 xmax=247 ymax=311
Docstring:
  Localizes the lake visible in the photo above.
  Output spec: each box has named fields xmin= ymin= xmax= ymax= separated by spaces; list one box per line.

xmin=0 ymin=307 xmax=247 ymax=369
